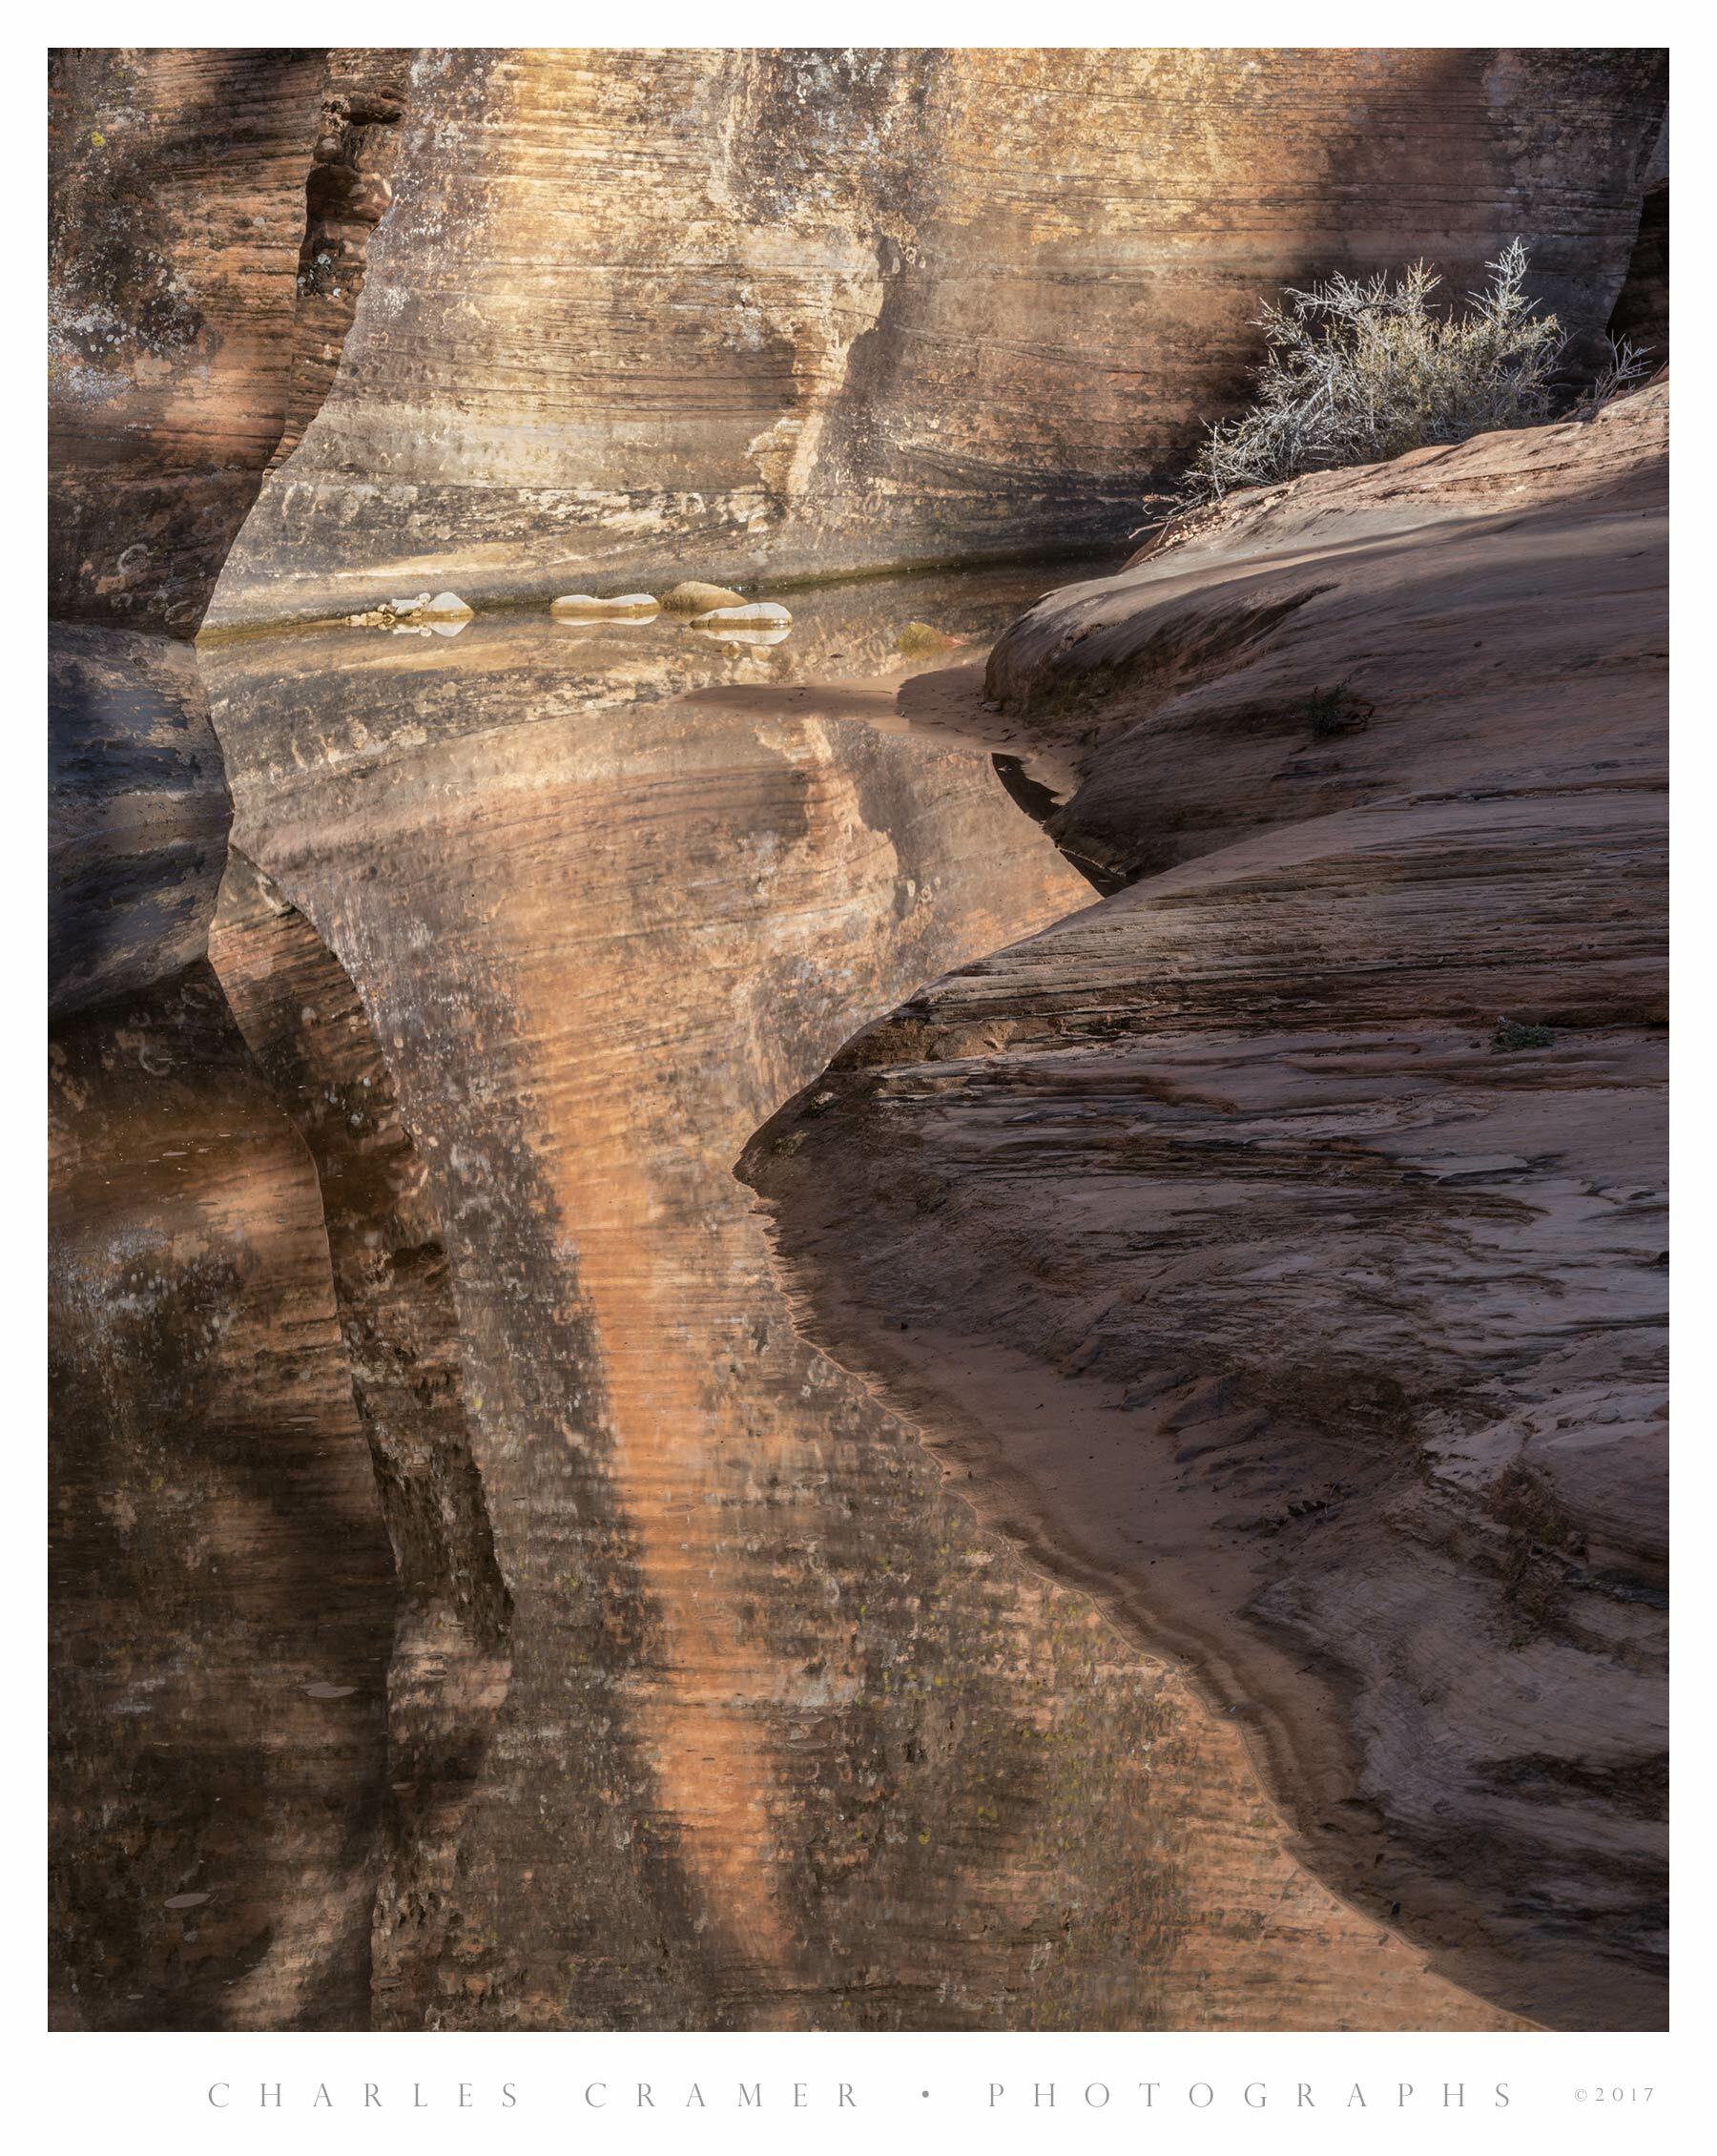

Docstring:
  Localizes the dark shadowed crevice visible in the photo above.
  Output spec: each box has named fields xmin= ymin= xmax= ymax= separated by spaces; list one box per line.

xmin=989 ymin=755 xmax=1124 ymax=895
xmin=1607 ymin=181 xmax=1669 ymax=367
xmin=270 ymin=50 xmax=414 ymax=470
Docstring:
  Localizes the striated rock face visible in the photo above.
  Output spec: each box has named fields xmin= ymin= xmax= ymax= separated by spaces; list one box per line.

xmin=51 ymin=49 xmax=326 ymax=635
xmin=48 ymin=48 xmax=413 ymax=2029
xmin=48 ymin=45 xmax=408 ymax=1006
xmin=211 ymin=46 xmax=1665 ymax=629
xmin=268 ymin=52 xmax=413 ymax=472
xmin=741 ymin=388 xmax=1668 ymax=2030
xmin=50 ymin=47 xmax=409 ymax=638
xmin=49 ymin=627 xmax=227 ymax=1020
xmin=50 ymin=49 xmax=1665 ymax=2035
xmin=181 ymin=611 xmax=1519 ymax=2029
xmin=208 ymin=854 xmax=511 ymax=2026
xmin=47 ymin=41 xmax=412 ymax=1026
xmin=49 ymin=962 xmax=397 ymax=2029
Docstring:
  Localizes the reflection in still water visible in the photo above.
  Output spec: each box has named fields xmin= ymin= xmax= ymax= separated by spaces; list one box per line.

xmin=93 ymin=564 xmax=1511 ymax=2029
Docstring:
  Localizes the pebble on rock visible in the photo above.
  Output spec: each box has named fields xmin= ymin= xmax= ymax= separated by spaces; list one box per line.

xmin=549 ymin=592 xmax=660 ymax=618
xmin=348 ymin=591 xmax=472 ymax=630
xmin=661 ymin=580 xmax=748 ymax=614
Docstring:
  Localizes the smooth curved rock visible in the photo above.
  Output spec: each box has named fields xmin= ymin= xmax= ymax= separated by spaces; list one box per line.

xmin=49 ymin=47 xmax=1667 ymax=2038
xmin=208 ymin=47 xmax=1665 ymax=629
xmin=662 ymin=580 xmax=749 ymax=614
xmin=741 ymin=388 xmax=1668 ymax=2030
xmin=549 ymin=591 xmax=660 ymax=618
xmin=186 ymin=603 xmax=1521 ymax=2030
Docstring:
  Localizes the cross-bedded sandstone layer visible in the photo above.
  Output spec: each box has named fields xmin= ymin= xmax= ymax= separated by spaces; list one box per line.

xmin=49 ymin=48 xmax=1665 ymax=2033
xmin=192 ymin=615 xmax=1520 ymax=2029
xmin=210 ymin=47 xmax=1666 ymax=629
xmin=50 ymin=47 xmax=407 ymax=636
xmin=49 ymin=47 xmax=414 ymax=2028
xmin=741 ymin=387 xmax=1669 ymax=2030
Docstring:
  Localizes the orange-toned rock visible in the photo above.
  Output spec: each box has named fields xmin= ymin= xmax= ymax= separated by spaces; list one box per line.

xmin=48 ymin=47 xmax=1667 ymax=2038
xmin=192 ymin=598 xmax=1520 ymax=2031
xmin=50 ymin=49 xmax=327 ymax=635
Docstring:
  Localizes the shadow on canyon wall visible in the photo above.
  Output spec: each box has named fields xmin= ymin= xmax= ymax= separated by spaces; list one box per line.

xmin=49 ymin=46 xmax=1665 ymax=2029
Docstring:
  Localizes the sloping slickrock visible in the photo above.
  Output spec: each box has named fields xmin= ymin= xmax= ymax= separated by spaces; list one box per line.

xmin=740 ymin=387 xmax=1667 ymax=2030
xmin=210 ymin=46 xmax=1665 ymax=629
xmin=195 ymin=619 xmax=1519 ymax=2029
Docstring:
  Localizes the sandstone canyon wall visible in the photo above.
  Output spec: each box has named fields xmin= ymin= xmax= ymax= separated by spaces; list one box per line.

xmin=50 ymin=48 xmax=1666 ymax=2032
xmin=210 ymin=46 xmax=1667 ymax=628
xmin=194 ymin=619 xmax=1526 ymax=2030
xmin=49 ymin=49 xmax=409 ymax=637
xmin=49 ymin=48 xmax=409 ymax=2026
xmin=742 ymin=385 xmax=1669 ymax=2030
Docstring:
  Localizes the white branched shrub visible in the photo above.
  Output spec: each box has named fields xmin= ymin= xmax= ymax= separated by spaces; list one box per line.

xmin=1174 ymin=241 xmax=1648 ymax=508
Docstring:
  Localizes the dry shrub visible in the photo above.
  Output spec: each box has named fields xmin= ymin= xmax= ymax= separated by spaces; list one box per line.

xmin=1170 ymin=241 xmax=1649 ymax=509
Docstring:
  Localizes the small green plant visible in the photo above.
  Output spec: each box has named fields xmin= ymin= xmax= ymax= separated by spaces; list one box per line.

xmin=1168 ymin=240 xmax=1650 ymax=509
xmin=1303 ymin=681 xmax=1374 ymax=739
xmin=1492 ymin=1017 xmax=1555 ymax=1053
